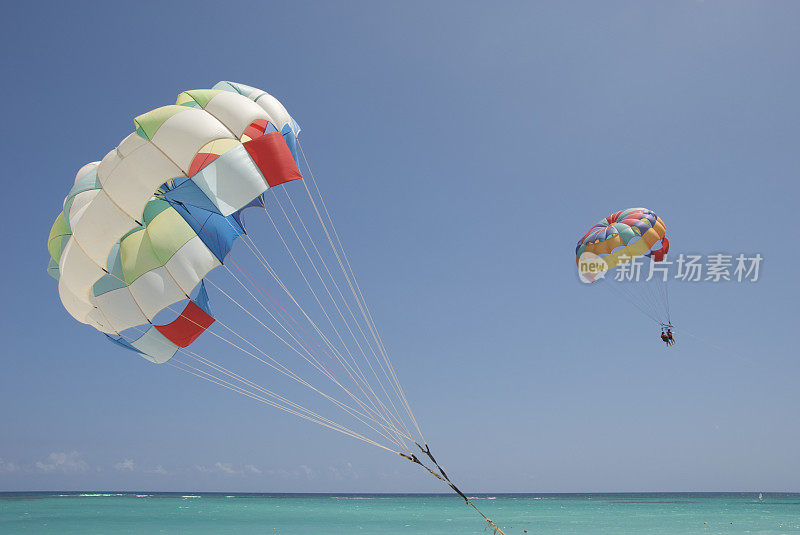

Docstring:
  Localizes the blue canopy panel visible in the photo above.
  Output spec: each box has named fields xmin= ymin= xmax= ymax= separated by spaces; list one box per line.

xmin=282 ymin=123 xmax=301 ymax=167
xmin=162 ymin=179 xmax=246 ymax=264
xmin=105 ymin=333 xmax=145 ymax=356
xmin=164 ymin=177 xmax=219 ymax=213
xmin=177 ymin=204 xmax=245 ymax=264
xmin=192 ymin=281 xmax=213 ymax=315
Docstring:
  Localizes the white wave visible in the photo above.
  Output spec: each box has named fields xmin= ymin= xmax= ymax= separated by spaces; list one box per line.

xmin=329 ymin=496 xmax=395 ymax=500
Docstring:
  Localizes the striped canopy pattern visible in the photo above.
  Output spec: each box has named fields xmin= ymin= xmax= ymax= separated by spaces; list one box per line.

xmin=47 ymin=82 xmax=302 ymax=363
xmin=575 ymin=208 xmax=667 ymax=273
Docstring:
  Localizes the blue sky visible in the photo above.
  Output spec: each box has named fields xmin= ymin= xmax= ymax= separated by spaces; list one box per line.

xmin=1 ymin=1 xmax=798 ymax=493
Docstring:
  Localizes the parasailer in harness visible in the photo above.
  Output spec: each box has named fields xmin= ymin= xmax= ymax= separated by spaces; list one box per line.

xmin=660 ymin=325 xmax=675 ymax=346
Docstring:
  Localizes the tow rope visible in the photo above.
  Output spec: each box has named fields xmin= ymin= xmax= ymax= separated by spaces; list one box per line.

xmin=400 ymin=443 xmax=507 ymax=534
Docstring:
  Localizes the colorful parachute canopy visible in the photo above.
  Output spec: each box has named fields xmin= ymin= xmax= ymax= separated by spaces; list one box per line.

xmin=47 ymin=82 xmax=303 ymax=363
xmin=575 ymin=207 xmax=668 ymax=277
xmin=45 ymin=82 xmax=510 ymax=535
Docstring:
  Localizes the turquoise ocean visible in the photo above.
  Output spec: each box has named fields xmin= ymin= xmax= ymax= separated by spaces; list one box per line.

xmin=1 ymin=493 xmax=798 ymax=534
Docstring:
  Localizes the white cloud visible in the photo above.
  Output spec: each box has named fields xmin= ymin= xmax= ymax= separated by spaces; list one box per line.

xmin=215 ymin=462 xmax=239 ymax=475
xmin=148 ymin=465 xmax=168 ymax=475
xmin=244 ymin=464 xmax=262 ymax=474
xmin=114 ymin=459 xmax=135 ymax=472
xmin=299 ymin=465 xmax=314 ymax=479
xmin=35 ymin=451 xmax=89 ymax=473
xmin=195 ymin=463 xmax=264 ymax=476
xmin=328 ymin=461 xmax=358 ymax=480
xmin=0 ymin=458 xmax=19 ymax=473
xmin=262 ymin=465 xmax=319 ymax=480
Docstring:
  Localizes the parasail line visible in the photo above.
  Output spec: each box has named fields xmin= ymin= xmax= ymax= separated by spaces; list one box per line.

xmin=642 ymin=276 xmax=666 ymax=322
xmin=225 ymin=239 xmax=379 ymax=405
xmin=271 ymin=190 xmax=413 ymax=439
xmin=237 ymin=231 xmax=364 ymax=382
xmin=278 ymin=188 xmax=413 ymax=439
xmin=164 ymin=197 xmax=409 ymax=445
xmin=262 ymin=206 xmax=371 ymax=383
xmin=176 ymin=349 xmax=407 ymax=450
xmin=601 ymin=281 xmax=662 ymax=324
xmin=262 ymin=205 xmax=376 ymax=390
xmin=167 ymin=359 xmax=399 ymax=453
xmin=228 ymin=229 xmax=356 ymax=387
xmin=217 ymin=261 xmax=411 ymax=447
xmin=297 ymin=143 xmax=422 ymax=440
xmin=204 ymin=277 xmax=412 ymax=447
xmin=260 ymin=205 xmax=412 ymax=441
xmin=115 ymin=311 xmax=407 ymax=452
xmin=238 ymin=231 xmax=356 ymax=375
xmin=288 ymin=182 xmax=405 ymax=409
xmin=178 ymin=352 xmax=371 ymax=438
xmin=231 ymin=226 xmax=412 ymax=446
xmin=163 ymin=297 xmax=411 ymax=449
xmin=238 ymin=230 xmax=383 ymax=405
xmin=298 ymin=141 xmax=425 ymax=444
xmin=109 ymin=309 xmax=386 ymax=445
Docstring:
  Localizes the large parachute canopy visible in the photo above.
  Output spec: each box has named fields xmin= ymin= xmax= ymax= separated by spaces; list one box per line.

xmin=47 ymin=81 xmax=302 ymax=362
xmin=46 ymin=81 xmax=508 ymax=533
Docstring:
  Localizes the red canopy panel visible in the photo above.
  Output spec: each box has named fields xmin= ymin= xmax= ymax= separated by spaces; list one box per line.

xmin=154 ymin=301 xmax=215 ymax=348
xmin=650 ymin=236 xmax=670 ymax=262
xmin=243 ymin=131 xmax=303 ymax=187
xmin=242 ymin=118 xmax=269 ymax=140
xmin=188 ymin=152 xmax=220 ymax=177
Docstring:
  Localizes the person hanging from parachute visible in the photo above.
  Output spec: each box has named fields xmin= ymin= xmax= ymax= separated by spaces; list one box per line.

xmin=660 ymin=326 xmax=675 ymax=347
xmin=576 ymin=208 xmax=674 ymax=345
